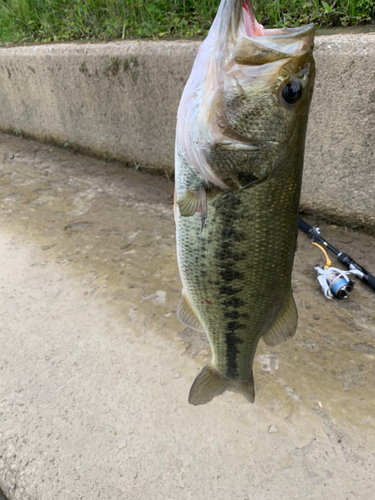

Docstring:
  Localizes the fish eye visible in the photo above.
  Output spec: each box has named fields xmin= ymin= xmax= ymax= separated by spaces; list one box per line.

xmin=282 ymin=81 xmax=302 ymax=105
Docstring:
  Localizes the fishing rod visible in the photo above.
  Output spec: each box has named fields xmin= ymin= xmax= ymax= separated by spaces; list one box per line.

xmin=298 ymin=216 xmax=375 ymax=300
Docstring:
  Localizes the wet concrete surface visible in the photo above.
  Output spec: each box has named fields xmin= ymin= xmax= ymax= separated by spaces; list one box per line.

xmin=0 ymin=132 xmax=374 ymax=499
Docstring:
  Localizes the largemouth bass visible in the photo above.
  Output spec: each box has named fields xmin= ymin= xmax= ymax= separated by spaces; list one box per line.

xmin=175 ymin=0 xmax=315 ymax=405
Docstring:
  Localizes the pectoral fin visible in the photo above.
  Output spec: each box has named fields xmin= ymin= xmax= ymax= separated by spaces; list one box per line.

xmin=177 ymin=295 xmax=204 ymax=332
xmin=177 ymin=188 xmax=201 ymax=217
xmin=262 ymin=294 xmax=298 ymax=346
xmin=177 ymin=185 xmax=207 ymax=231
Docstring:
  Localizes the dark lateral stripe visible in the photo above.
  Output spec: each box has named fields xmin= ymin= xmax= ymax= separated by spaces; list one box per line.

xmin=225 ymin=321 xmax=243 ymax=379
xmin=220 ymin=258 xmax=244 ymax=378
xmin=215 ymin=192 xmax=247 ymax=380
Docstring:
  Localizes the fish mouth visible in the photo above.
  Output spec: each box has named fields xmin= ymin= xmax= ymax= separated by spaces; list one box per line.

xmin=226 ymin=1 xmax=315 ymax=65
xmin=239 ymin=0 xmax=315 ymax=41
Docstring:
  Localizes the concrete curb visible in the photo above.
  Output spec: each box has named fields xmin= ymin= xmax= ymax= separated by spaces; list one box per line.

xmin=0 ymin=34 xmax=375 ymax=229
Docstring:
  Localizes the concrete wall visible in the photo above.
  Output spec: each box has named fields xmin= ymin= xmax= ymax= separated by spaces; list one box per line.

xmin=0 ymin=34 xmax=374 ymax=229
xmin=303 ymin=34 xmax=375 ymax=230
xmin=0 ymin=41 xmax=194 ymax=171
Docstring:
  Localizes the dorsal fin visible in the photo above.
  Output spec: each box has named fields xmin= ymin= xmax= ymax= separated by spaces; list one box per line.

xmin=262 ymin=293 xmax=297 ymax=346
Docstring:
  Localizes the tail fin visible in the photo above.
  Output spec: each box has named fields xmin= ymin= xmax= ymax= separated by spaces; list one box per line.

xmin=188 ymin=364 xmax=255 ymax=406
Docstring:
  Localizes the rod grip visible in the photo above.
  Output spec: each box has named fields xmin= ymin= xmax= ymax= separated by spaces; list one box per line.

xmin=363 ymin=272 xmax=375 ymax=292
xmin=338 ymin=253 xmax=375 ymax=292
xmin=298 ymin=217 xmax=312 ymax=235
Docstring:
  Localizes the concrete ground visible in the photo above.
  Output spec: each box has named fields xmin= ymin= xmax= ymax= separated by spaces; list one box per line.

xmin=0 ymin=132 xmax=374 ymax=499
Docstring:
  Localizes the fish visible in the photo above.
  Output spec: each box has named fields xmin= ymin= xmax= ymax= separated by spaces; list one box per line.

xmin=175 ymin=0 xmax=315 ymax=405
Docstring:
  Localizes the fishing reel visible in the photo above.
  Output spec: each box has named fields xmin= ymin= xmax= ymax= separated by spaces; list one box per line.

xmin=298 ymin=217 xmax=375 ymax=301
xmin=314 ymin=265 xmax=363 ymax=300
xmin=311 ymin=237 xmax=363 ymax=300
xmin=303 ymin=223 xmax=364 ymax=300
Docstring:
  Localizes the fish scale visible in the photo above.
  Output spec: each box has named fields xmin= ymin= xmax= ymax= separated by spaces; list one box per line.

xmin=175 ymin=0 xmax=315 ymax=405
xmin=176 ymin=144 xmax=300 ymax=379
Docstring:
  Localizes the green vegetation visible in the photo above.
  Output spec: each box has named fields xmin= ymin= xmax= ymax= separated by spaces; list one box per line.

xmin=0 ymin=0 xmax=374 ymax=44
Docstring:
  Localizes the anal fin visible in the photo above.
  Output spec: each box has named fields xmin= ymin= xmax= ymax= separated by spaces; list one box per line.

xmin=177 ymin=295 xmax=204 ymax=332
xmin=262 ymin=293 xmax=298 ymax=346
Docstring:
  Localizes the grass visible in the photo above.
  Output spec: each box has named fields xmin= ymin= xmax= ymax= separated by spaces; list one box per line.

xmin=0 ymin=0 xmax=374 ymax=44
